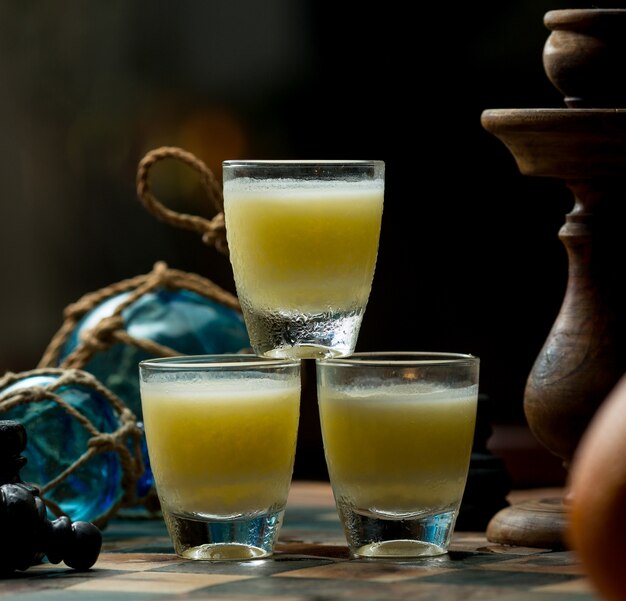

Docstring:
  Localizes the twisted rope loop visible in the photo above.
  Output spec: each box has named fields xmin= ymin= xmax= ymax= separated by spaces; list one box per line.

xmin=136 ymin=146 xmax=229 ymax=255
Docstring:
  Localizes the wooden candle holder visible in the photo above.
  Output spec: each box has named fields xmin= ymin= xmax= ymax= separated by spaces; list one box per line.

xmin=481 ymin=7 xmax=626 ymax=548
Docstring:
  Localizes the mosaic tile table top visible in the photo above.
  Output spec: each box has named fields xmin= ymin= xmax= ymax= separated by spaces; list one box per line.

xmin=0 ymin=482 xmax=599 ymax=600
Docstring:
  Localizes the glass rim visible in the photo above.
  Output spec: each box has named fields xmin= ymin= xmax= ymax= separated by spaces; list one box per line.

xmin=139 ymin=354 xmax=300 ymax=371
xmin=222 ymin=159 xmax=384 ymax=168
xmin=316 ymin=351 xmax=479 ymax=367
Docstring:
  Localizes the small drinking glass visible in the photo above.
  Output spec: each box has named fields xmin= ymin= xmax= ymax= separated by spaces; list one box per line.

xmin=139 ymin=354 xmax=301 ymax=560
xmin=222 ymin=160 xmax=385 ymax=359
xmin=316 ymin=352 xmax=479 ymax=559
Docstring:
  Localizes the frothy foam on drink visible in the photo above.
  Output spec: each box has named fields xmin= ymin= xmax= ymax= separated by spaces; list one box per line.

xmin=224 ymin=177 xmax=384 ymax=196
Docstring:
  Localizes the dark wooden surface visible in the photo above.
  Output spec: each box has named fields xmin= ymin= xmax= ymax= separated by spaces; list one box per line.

xmin=0 ymin=482 xmax=599 ymax=600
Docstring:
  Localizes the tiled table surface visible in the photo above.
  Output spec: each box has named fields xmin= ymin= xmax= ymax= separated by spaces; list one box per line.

xmin=0 ymin=482 xmax=598 ymax=600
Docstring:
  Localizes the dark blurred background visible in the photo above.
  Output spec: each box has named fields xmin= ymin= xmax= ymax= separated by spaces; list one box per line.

xmin=0 ymin=1 xmax=597 ymax=486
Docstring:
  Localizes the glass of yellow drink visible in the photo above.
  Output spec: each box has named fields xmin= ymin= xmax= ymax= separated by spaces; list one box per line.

xmin=222 ymin=160 xmax=385 ymax=359
xmin=316 ymin=352 xmax=479 ymax=559
xmin=138 ymin=354 xmax=301 ymax=560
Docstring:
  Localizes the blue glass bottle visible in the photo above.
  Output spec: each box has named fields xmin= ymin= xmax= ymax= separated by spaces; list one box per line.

xmin=0 ymin=372 xmax=124 ymax=525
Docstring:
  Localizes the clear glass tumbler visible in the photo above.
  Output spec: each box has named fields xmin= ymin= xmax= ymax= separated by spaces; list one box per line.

xmin=223 ymin=160 xmax=385 ymax=359
xmin=316 ymin=352 xmax=479 ymax=559
xmin=139 ymin=354 xmax=301 ymax=560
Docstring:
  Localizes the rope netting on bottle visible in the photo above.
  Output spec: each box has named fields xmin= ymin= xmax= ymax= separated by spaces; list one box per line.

xmin=0 ymin=368 xmax=143 ymax=529
xmin=38 ymin=261 xmax=241 ymax=370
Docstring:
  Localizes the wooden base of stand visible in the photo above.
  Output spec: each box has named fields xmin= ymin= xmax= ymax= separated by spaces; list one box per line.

xmin=486 ymin=496 xmax=567 ymax=550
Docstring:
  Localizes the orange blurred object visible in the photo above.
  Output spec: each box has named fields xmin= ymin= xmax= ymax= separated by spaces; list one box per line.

xmin=178 ymin=108 xmax=248 ymax=178
xmin=568 ymin=373 xmax=626 ymax=601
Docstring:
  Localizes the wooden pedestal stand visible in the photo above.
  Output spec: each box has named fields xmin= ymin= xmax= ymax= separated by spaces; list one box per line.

xmin=482 ymin=7 xmax=626 ymax=549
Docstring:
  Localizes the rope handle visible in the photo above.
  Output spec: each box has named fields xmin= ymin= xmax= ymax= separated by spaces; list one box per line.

xmin=136 ymin=146 xmax=229 ymax=254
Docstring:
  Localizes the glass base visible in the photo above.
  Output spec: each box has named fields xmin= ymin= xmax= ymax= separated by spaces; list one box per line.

xmin=163 ymin=508 xmax=284 ymax=561
xmin=242 ymin=305 xmax=364 ymax=359
xmin=265 ymin=344 xmax=343 ymax=360
xmin=336 ymin=502 xmax=457 ymax=559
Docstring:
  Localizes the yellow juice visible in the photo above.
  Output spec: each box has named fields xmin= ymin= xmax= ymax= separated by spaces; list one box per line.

xmin=223 ymin=179 xmax=384 ymax=312
xmin=141 ymin=378 xmax=300 ymax=518
xmin=318 ymin=384 xmax=477 ymax=515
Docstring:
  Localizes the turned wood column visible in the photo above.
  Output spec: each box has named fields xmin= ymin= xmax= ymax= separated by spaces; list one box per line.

xmin=525 ymin=179 xmax=626 ymax=472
